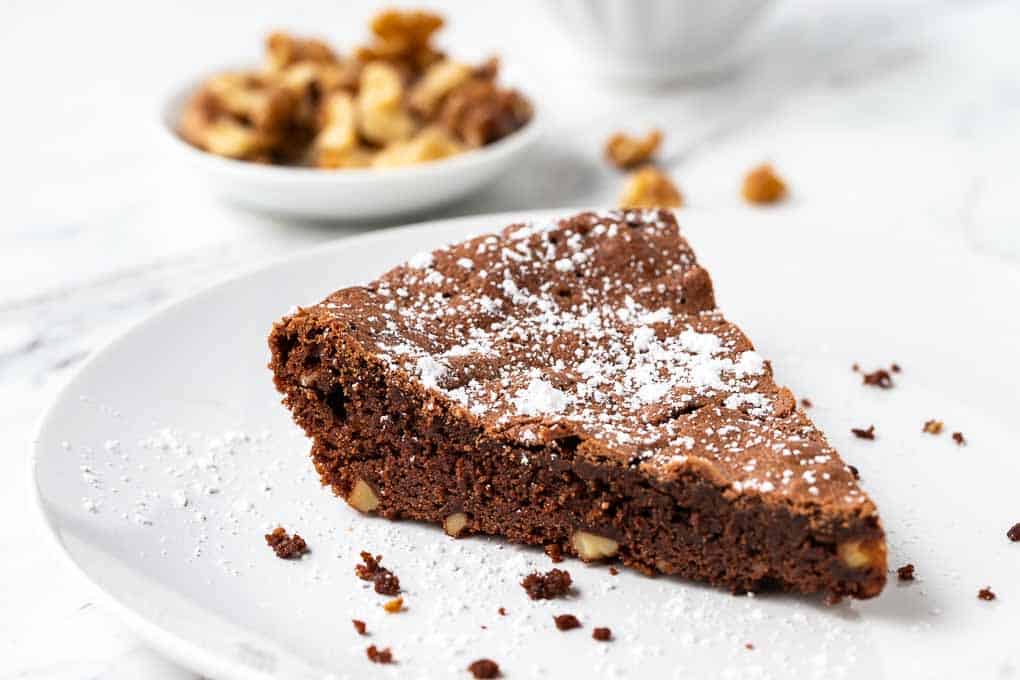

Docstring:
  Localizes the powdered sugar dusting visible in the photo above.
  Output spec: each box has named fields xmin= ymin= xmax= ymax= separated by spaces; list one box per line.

xmin=313 ymin=210 xmax=864 ymax=503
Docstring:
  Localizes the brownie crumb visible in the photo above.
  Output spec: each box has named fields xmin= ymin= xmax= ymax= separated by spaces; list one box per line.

xmin=608 ymin=566 xmax=619 ymax=576
xmin=521 ymin=568 xmax=572 ymax=600
xmin=1008 ymin=523 xmax=1020 ymax=542
xmin=375 ymin=570 xmax=401 ymax=596
xmin=891 ymin=363 xmax=901 ymax=373
xmin=352 ymin=619 xmax=367 ymax=635
xmin=383 ymin=596 xmax=404 ymax=613
xmin=897 ymin=564 xmax=915 ymax=581
xmin=366 ymin=645 xmax=393 ymax=664
xmin=952 ymin=431 xmax=966 ymax=446
xmin=264 ymin=527 xmax=308 ymax=559
xmin=852 ymin=363 xmax=860 ymax=372
xmin=355 ymin=550 xmax=401 ymax=595
xmin=978 ymin=587 xmax=996 ymax=601
xmin=468 ymin=659 xmax=501 ymax=678
xmin=544 ymin=544 xmax=564 ymax=563
xmin=851 ymin=425 xmax=876 ymax=440
xmin=554 ymin=614 xmax=582 ymax=631
xmin=745 ymin=643 xmax=755 ymax=650
xmin=922 ymin=420 xmax=944 ymax=435
xmin=848 ymin=464 xmax=860 ymax=480
xmin=862 ymin=368 xmax=893 ymax=389
xmin=592 ymin=627 xmax=612 ymax=641
xmin=498 ymin=607 xmax=507 ymax=616
xmin=800 ymin=398 xmax=813 ymax=408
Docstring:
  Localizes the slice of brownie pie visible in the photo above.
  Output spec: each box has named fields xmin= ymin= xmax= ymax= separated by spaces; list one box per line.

xmin=269 ymin=210 xmax=886 ymax=599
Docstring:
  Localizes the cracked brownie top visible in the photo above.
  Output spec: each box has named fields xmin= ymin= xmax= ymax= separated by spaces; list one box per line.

xmin=287 ymin=209 xmax=870 ymax=511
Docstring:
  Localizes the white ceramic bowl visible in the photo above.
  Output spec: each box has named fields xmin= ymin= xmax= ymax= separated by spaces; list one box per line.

xmin=549 ymin=0 xmax=777 ymax=83
xmin=159 ymin=73 xmax=540 ymax=221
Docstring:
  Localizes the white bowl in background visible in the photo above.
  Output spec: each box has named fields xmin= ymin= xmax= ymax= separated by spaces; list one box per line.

xmin=548 ymin=0 xmax=777 ymax=84
xmin=158 ymin=73 xmax=540 ymax=221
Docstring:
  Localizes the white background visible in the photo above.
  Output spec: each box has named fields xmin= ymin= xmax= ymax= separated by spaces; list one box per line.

xmin=3 ymin=0 xmax=1020 ymax=676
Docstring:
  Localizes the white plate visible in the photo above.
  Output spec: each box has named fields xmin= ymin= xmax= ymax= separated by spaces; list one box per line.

xmin=159 ymin=72 xmax=541 ymax=221
xmin=33 ymin=209 xmax=1020 ymax=679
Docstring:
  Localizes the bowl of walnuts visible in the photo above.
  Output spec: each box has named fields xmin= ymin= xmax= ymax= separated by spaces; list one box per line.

xmin=162 ymin=9 xmax=538 ymax=220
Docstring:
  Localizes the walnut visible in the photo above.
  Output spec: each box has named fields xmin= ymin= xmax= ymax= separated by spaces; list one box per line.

xmin=370 ymin=9 xmax=444 ymax=53
xmin=356 ymin=62 xmax=415 ymax=145
xmin=604 ymin=129 xmax=663 ymax=169
xmin=443 ymin=512 xmax=469 ymax=538
xmin=837 ymin=539 xmax=885 ymax=570
xmin=409 ymin=60 xmax=473 ymax=118
xmin=741 ymin=163 xmax=787 ymax=204
xmin=438 ymin=79 xmax=532 ymax=147
xmin=571 ymin=531 xmax=619 ymax=561
xmin=265 ymin=31 xmax=338 ymax=73
xmin=373 ymin=127 xmax=463 ymax=168
xmin=348 ymin=479 xmax=380 ymax=513
xmin=383 ymin=596 xmax=404 ymax=613
xmin=618 ymin=167 xmax=683 ymax=209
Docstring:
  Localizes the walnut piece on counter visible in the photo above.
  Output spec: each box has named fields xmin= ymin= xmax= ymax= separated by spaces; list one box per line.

xmin=741 ymin=163 xmax=787 ymax=204
xmin=618 ymin=166 xmax=683 ymax=209
xmin=604 ymin=128 xmax=662 ymax=169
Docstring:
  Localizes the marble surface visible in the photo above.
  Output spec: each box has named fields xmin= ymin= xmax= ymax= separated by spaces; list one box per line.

xmin=5 ymin=0 xmax=1020 ymax=677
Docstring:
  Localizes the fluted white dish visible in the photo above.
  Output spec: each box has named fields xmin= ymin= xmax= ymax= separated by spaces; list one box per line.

xmin=549 ymin=0 xmax=777 ymax=83
xmin=159 ymin=71 xmax=540 ymax=221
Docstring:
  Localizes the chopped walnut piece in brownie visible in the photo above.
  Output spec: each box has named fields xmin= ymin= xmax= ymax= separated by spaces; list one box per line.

xmin=264 ymin=527 xmax=308 ymax=559
xmin=544 ymin=544 xmax=564 ymax=563
xmin=978 ymin=587 xmax=996 ymax=601
xmin=592 ymin=627 xmax=612 ymax=641
xmin=352 ymin=619 xmax=367 ymax=635
xmin=468 ymin=659 xmax=501 ymax=678
xmin=923 ymin=420 xmax=944 ymax=435
xmin=355 ymin=550 xmax=402 ymax=595
xmin=897 ymin=564 xmax=915 ymax=581
xmin=521 ymin=568 xmax=572 ymax=600
xmin=1008 ymin=523 xmax=1020 ymax=542
xmin=862 ymin=368 xmax=893 ymax=388
xmin=952 ymin=432 xmax=966 ymax=446
xmin=383 ymin=596 xmax=404 ymax=613
xmin=553 ymin=614 xmax=582 ymax=631
xmin=366 ymin=644 xmax=394 ymax=663
xmin=851 ymin=425 xmax=876 ymax=440
xmin=604 ymin=128 xmax=663 ymax=169
xmin=618 ymin=166 xmax=682 ymax=209
xmin=741 ymin=164 xmax=787 ymax=204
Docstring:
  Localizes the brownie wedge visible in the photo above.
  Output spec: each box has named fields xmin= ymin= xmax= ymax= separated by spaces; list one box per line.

xmin=269 ymin=209 xmax=886 ymax=599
